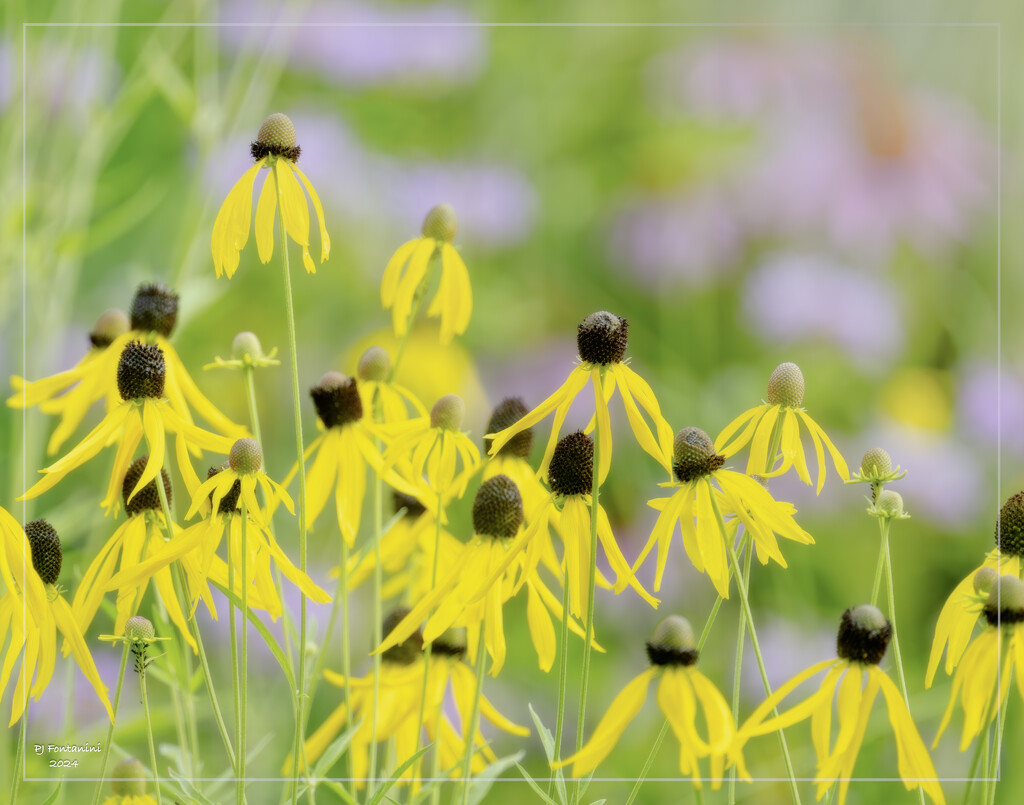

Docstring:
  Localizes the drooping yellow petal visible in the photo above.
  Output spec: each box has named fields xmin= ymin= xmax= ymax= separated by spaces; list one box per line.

xmin=552 ymin=668 xmax=656 ymax=776
xmin=254 ymin=170 xmax=277 ymax=263
xmin=715 ymin=405 xmax=767 ymax=456
xmin=381 ymin=239 xmax=419 ymax=308
xmin=292 ymin=163 xmax=331 ymax=262
xmin=211 ymin=159 xmax=263 ymax=279
xmin=275 ymin=161 xmax=313 ymax=272
xmin=526 ymin=580 xmax=556 ymax=672
xmin=52 ymin=596 xmax=114 ymax=722
xmin=877 ymin=670 xmax=946 ymax=805
xmin=391 ymin=238 xmax=436 ymax=337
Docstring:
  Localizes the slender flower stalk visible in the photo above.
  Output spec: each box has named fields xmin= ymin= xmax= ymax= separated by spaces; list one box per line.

xmin=459 ymin=635 xmax=488 ymax=805
xmin=89 ymin=644 xmax=130 ymax=805
xmin=238 ymin=496 xmax=249 ymax=805
xmin=140 ymin=661 xmax=162 ymax=805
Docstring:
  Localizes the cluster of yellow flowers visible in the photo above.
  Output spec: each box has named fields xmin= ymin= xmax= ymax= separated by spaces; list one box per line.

xmin=4 ymin=111 xmax=1015 ymax=805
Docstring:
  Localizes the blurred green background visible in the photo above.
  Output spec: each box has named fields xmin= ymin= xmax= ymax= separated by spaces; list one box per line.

xmin=2 ymin=1 xmax=1021 ymax=803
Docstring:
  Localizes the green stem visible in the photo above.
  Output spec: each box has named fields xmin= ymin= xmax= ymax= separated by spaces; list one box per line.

xmin=90 ymin=645 xmax=130 ymax=805
xmin=10 ymin=711 xmax=23 ymax=805
xmin=985 ymin=678 xmax=1011 ymax=805
xmin=156 ymin=474 xmax=234 ymax=772
xmin=459 ymin=633 xmax=488 ymax=805
xmin=369 ymin=440 xmax=385 ymax=794
xmin=228 ymin=532 xmax=241 ymax=794
xmin=574 ymin=369 xmax=604 ymax=804
xmin=238 ymin=500 xmax=249 ymax=805
xmin=870 ymin=520 xmax=887 ymax=607
xmin=550 ymin=563 xmax=573 ymax=798
xmin=713 ymin=495 xmax=802 ymax=805
xmin=412 ymin=490 xmax=446 ymax=802
xmin=140 ymin=663 xmax=164 ymax=805
xmin=963 ymin=726 xmax=987 ymax=805
xmin=274 ymin=166 xmax=311 ymax=805
xmin=243 ymin=364 xmax=296 ymax=672
xmin=728 ymin=537 xmax=753 ymax=805
xmin=880 ymin=526 xmax=924 ymax=805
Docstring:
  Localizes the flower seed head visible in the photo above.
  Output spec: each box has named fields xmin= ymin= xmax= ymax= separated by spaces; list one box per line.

xmin=672 ymin=427 xmax=725 ymax=483
xmin=358 ymin=346 xmax=392 ymax=383
xmin=89 ymin=308 xmax=130 ymax=349
xmin=431 ymin=627 xmax=468 ymax=658
xmin=122 ymin=456 xmax=172 ymax=517
xmin=859 ymin=447 xmax=893 ymax=478
xmin=766 ymin=362 xmax=805 ymax=407
xmin=310 ymin=372 xmax=363 ymax=429
xmin=837 ymin=605 xmax=891 ymax=665
xmin=484 ymin=397 xmax=533 ymax=459
xmin=646 ymin=615 xmax=699 ymax=667
xmin=983 ymin=575 xmax=1024 ymax=626
xmin=382 ymin=607 xmax=423 ymax=665
xmin=421 ymin=203 xmax=458 ymax=243
xmin=110 ymin=758 xmax=148 ymax=796
xmin=472 ymin=475 xmax=523 ymax=539
xmin=430 ymin=394 xmax=465 ymax=431
xmin=547 ymin=431 xmax=594 ymax=497
xmin=577 ymin=311 xmax=628 ymax=365
xmin=229 ymin=438 xmax=263 ymax=475
xmin=207 ymin=466 xmax=242 ymax=514
xmin=129 ymin=283 xmax=179 ymax=338
xmin=875 ymin=489 xmax=905 ymax=519
xmin=973 ymin=567 xmax=998 ymax=596
xmin=232 ymin=331 xmax=264 ymax=361
xmin=116 ymin=341 xmax=166 ymax=401
xmin=252 ymin=113 xmax=301 ymax=162
xmin=125 ymin=615 xmax=156 ymax=642
xmin=24 ymin=519 xmax=62 ymax=585
xmin=393 ymin=490 xmax=427 ymax=519
xmin=995 ymin=491 xmax=1024 ymax=556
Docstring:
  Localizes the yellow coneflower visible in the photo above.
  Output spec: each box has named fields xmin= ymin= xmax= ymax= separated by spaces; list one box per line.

xmin=635 ymin=427 xmax=813 ymax=599
xmin=376 ymin=475 xmax=590 ymax=675
xmin=934 ymin=575 xmax=1024 ymax=751
xmin=486 ymin=311 xmax=674 ymax=484
xmin=736 ymin=606 xmax=944 ymax=805
xmin=482 ymin=431 xmax=657 ymax=622
xmin=289 ymin=611 xmax=426 ymax=783
xmin=20 ymin=340 xmax=234 ymax=515
xmin=715 ymin=362 xmax=849 ymax=493
xmin=99 ymin=757 xmax=160 ymax=805
xmin=381 ymin=204 xmax=471 ymax=344
xmin=211 ymin=113 xmax=330 ymax=278
xmin=0 ymin=514 xmax=113 ymax=725
xmin=9 ymin=286 xmax=246 ymax=456
xmin=71 ymin=458 xmax=212 ymax=653
xmin=355 ymin=345 xmax=427 ymax=426
xmin=283 ymin=371 xmax=418 ymax=547
xmin=554 ymin=616 xmax=736 ymax=788
xmin=117 ymin=440 xmax=329 ymax=618
xmin=928 ymin=492 xmax=1024 ymax=686
xmin=382 ymin=394 xmax=481 ymax=504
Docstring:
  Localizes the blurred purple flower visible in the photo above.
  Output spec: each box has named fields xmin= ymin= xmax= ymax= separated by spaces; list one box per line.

xmin=958 ymin=360 xmax=1024 ymax=459
xmin=5 ymin=39 xmax=117 ymax=117
xmin=608 ymin=190 xmax=744 ymax=290
xmin=649 ymin=35 xmax=843 ymax=122
xmin=741 ymin=253 xmax=905 ymax=371
xmin=219 ymin=1 xmax=485 ymax=88
xmin=742 ymin=617 xmax=835 ymax=701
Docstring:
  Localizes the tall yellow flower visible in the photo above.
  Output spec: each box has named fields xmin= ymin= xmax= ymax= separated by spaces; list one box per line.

xmin=376 ymin=475 xmax=590 ymax=674
xmin=381 ymin=203 xmax=471 ymax=344
xmin=736 ymin=606 xmax=944 ymax=805
xmin=71 ymin=458 xmax=213 ymax=653
xmin=9 ymin=285 xmax=246 ymax=455
xmin=211 ymin=113 xmax=330 ymax=278
xmin=553 ymin=616 xmax=736 ymax=788
xmin=20 ymin=341 xmax=234 ymax=515
xmin=0 ymin=514 xmax=113 ymax=725
xmin=715 ymin=362 xmax=849 ymax=493
xmin=928 ymin=492 xmax=1024 ymax=686
xmin=634 ymin=427 xmax=813 ymax=599
xmin=934 ymin=575 xmax=1024 ymax=751
xmin=284 ymin=372 xmax=418 ymax=547
xmin=486 ymin=311 xmax=674 ymax=484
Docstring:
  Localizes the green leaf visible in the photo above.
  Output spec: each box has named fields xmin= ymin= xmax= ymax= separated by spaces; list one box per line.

xmin=320 ymin=779 xmax=360 ymax=805
xmin=365 ymin=746 xmax=431 ymax=805
xmin=167 ymin=766 xmax=219 ymax=805
xmin=312 ymin=720 xmax=361 ymax=779
xmin=528 ymin=703 xmax=567 ymax=805
xmin=514 ymin=762 xmax=559 ymax=805
xmin=40 ymin=782 xmax=61 ymax=805
xmin=465 ymin=751 xmax=525 ymax=805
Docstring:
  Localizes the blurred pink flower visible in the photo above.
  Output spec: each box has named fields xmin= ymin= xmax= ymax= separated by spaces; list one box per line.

xmin=741 ymin=252 xmax=905 ymax=370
